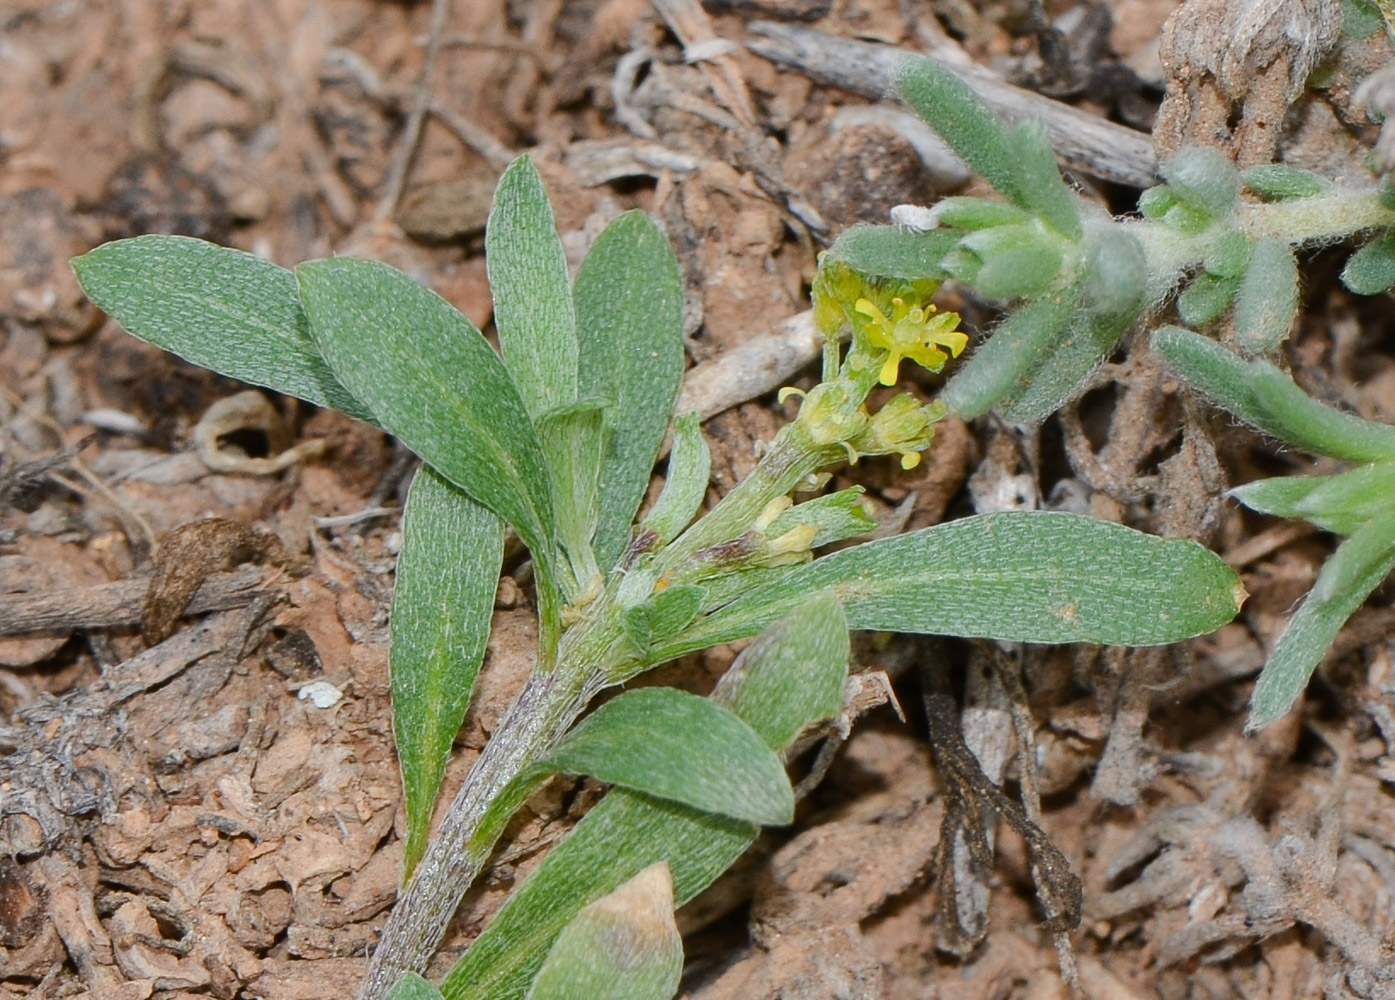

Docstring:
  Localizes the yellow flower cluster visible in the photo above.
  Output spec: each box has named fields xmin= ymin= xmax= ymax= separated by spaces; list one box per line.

xmin=853 ymin=296 xmax=967 ymax=386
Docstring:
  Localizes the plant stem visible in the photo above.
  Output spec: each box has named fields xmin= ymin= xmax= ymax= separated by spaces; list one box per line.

xmin=356 ymin=616 xmax=616 ymax=1000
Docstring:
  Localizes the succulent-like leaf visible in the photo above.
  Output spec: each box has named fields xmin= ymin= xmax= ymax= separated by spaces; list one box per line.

xmin=823 ymin=223 xmax=958 ymax=280
xmin=1161 ymin=146 xmax=1240 ymax=218
xmin=72 ymin=236 xmax=374 ymax=421
xmin=942 ymin=289 xmax=1079 ymax=420
xmin=523 ymin=863 xmax=682 ymax=1000
xmin=1153 ymin=326 xmax=1395 ymax=462
xmin=765 ymin=488 xmax=875 ymax=549
xmin=655 ymin=511 xmax=1244 ymax=659
xmin=1203 ymin=231 xmax=1255 ymax=279
xmin=536 ymin=402 xmax=606 ymax=585
xmin=896 ymin=57 xmax=1024 ymax=206
xmin=1241 ymin=164 xmax=1332 ymax=201
xmin=1249 ymin=518 xmax=1395 ymax=730
xmin=393 ymin=467 xmax=505 ymax=879
xmin=439 ymin=594 xmax=849 ymax=1000
xmin=957 ymin=225 xmax=1064 ymax=299
xmin=1234 ymin=239 xmax=1298 ymax=355
xmin=1341 ymin=231 xmax=1395 ymax=295
xmin=1008 ymin=120 xmax=1082 ymax=240
xmin=929 ymin=197 xmax=1033 ymax=231
xmin=540 ymin=688 xmax=795 ymax=826
xmin=621 ymin=584 xmax=706 ymax=651
xmin=574 ymin=211 xmax=685 ymax=571
xmin=487 ymin=155 xmax=579 ymax=421
xmin=1178 ymin=272 xmax=1241 ymax=327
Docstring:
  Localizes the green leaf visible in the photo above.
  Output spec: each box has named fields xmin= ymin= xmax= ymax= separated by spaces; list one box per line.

xmin=1178 ymin=272 xmax=1240 ymax=326
xmin=765 ymin=487 xmax=875 ymax=549
xmin=1344 ymin=0 xmax=1385 ymax=39
xmin=1161 ymin=146 xmax=1240 ymax=218
xmin=1249 ymin=518 xmax=1395 ymax=729
xmin=1231 ymin=463 xmax=1395 ymax=536
xmin=995 ymin=226 xmax=1146 ymax=424
xmin=523 ymin=863 xmax=681 ymax=1000
xmin=896 ymin=57 xmax=1024 ymax=206
xmin=824 ymin=223 xmax=958 ymax=281
xmin=1234 ymin=239 xmax=1298 ymax=355
xmin=574 ymin=211 xmax=686 ymax=571
xmin=641 ymin=413 xmax=711 ymax=547
xmin=1241 ymin=164 xmax=1333 ymax=201
xmin=537 ymin=402 xmax=606 ymax=584
xmin=71 ymin=236 xmax=373 ymax=422
xmin=392 ymin=467 xmax=505 ymax=879
xmin=656 ymin=512 xmax=1244 ymax=659
xmin=294 ymin=257 xmax=556 ymax=558
xmin=1152 ymin=326 xmax=1395 ymax=462
xmin=1247 ymin=363 xmax=1395 ymax=462
xmin=1137 ymin=185 xmax=1180 ymax=221
xmin=387 ymin=972 xmax=446 ymax=1000
xmin=440 ymin=594 xmax=849 ymax=1000
xmin=1008 ymin=120 xmax=1082 ymax=239
xmin=621 ymin=584 xmax=706 ymax=651
xmin=1341 ymin=231 xmax=1395 ymax=295
xmin=487 ymin=156 xmax=579 ymax=421
xmin=942 ymin=289 xmax=1079 ymax=420
xmin=540 ymin=688 xmax=795 ymax=826
xmin=1203 ymin=231 xmax=1255 ymax=279
xmin=958 ymin=225 xmax=1064 ymax=299
xmin=929 ymin=197 xmax=1032 ymax=231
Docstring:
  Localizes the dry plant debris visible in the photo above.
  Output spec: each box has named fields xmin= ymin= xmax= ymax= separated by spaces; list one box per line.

xmin=4 ymin=1 xmax=1395 ymax=998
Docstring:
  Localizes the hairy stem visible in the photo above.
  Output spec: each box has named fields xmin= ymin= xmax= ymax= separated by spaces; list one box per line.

xmin=356 ymin=615 xmax=616 ymax=1000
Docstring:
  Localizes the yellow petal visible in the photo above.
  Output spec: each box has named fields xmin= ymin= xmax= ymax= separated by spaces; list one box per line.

xmin=879 ymin=352 xmax=901 ymax=386
xmin=900 ymin=451 xmax=922 ymax=470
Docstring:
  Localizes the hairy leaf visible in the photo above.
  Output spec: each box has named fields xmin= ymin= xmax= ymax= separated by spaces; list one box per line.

xmin=1249 ymin=518 xmax=1395 ymax=729
xmin=72 ymin=236 xmax=373 ymax=421
xmin=655 ymin=511 xmax=1244 ymax=659
xmin=295 ymin=257 xmax=556 ymax=557
xmin=523 ymin=864 xmax=681 ymax=1000
xmin=574 ymin=211 xmax=685 ymax=570
xmin=441 ymin=594 xmax=849 ymax=1000
xmin=487 ymin=155 xmax=579 ymax=420
xmin=392 ymin=467 xmax=504 ymax=878
xmin=540 ymin=688 xmax=795 ymax=826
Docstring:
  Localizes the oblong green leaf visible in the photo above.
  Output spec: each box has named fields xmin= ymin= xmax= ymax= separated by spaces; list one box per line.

xmin=294 ymin=257 xmax=555 ymax=554
xmin=641 ymin=413 xmax=711 ymax=547
xmin=958 ymin=225 xmax=1064 ymax=299
xmin=523 ymin=863 xmax=681 ymax=1000
xmin=930 ymin=197 xmax=1032 ymax=231
xmin=825 ymin=223 xmax=959 ymax=280
xmin=1009 ymin=120 xmax=1082 ymax=239
xmin=1231 ymin=464 xmax=1395 ymax=536
xmin=487 ymin=155 xmax=579 ymax=421
xmin=1241 ymin=164 xmax=1332 ymax=201
xmin=896 ymin=57 xmax=1023 ymax=206
xmin=1161 ymin=146 xmax=1240 ymax=218
xmin=1341 ymin=231 xmax=1395 ymax=296
xmin=942 ymin=289 xmax=1079 ymax=420
xmin=656 ymin=512 xmax=1245 ymax=659
xmin=996 ymin=228 xmax=1146 ymax=424
xmin=72 ymin=235 xmax=373 ymax=421
xmin=1234 ymin=239 xmax=1298 ymax=355
xmin=1152 ymin=326 xmax=1395 ymax=462
xmin=1177 ymin=272 xmax=1240 ymax=327
xmin=392 ymin=466 xmax=504 ymax=879
xmin=440 ymin=594 xmax=849 ymax=1000
xmin=1249 ymin=519 xmax=1395 ymax=730
xmin=541 ymin=688 xmax=795 ymax=826
xmin=575 ymin=211 xmax=685 ymax=570
xmin=1247 ymin=363 xmax=1395 ymax=462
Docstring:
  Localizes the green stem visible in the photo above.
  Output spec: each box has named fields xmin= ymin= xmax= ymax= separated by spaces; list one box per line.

xmin=1129 ymin=190 xmax=1395 ymax=301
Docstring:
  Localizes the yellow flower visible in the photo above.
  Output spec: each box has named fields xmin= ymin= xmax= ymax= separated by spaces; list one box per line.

xmin=853 ymin=296 xmax=967 ymax=385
